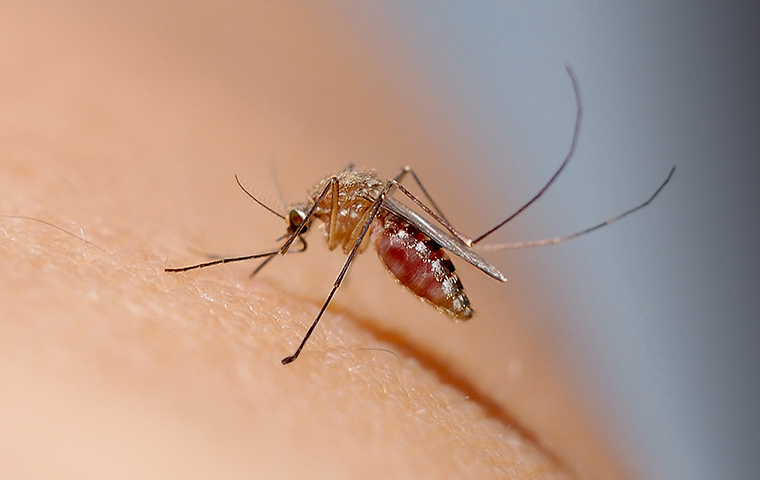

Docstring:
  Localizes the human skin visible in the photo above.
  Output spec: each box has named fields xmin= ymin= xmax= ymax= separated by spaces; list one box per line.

xmin=0 ymin=3 xmax=630 ymax=479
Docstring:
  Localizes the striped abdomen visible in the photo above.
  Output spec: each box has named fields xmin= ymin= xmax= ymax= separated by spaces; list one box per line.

xmin=373 ymin=213 xmax=472 ymax=319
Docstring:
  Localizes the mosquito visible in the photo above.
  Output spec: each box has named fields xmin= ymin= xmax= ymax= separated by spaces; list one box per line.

xmin=165 ymin=65 xmax=675 ymax=365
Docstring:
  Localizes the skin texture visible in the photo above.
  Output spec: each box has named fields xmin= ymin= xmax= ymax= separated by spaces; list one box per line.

xmin=0 ymin=3 xmax=631 ymax=479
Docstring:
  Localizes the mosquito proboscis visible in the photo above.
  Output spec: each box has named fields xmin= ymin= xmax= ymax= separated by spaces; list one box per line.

xmin=165 ymin=65 xmax=675 ymax=365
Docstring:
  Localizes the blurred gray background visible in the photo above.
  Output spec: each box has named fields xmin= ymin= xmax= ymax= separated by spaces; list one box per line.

xmin=345 ymin=2 xmax=760 ymax=479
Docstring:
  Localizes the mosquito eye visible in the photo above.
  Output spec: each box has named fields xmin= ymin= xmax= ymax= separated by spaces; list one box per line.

xmin=288 ymin=210 xmax=307 ymax=231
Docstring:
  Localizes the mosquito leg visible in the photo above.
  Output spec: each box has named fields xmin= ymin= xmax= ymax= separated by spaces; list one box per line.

xmin=389 ymin=66 xmax=582 ymax=247
xmin=389 ymin=179 xmax=476 ymax=246
xmin=393 ymin=167 xmax=452 ymax=224
xmin=281 ymin=180 xmax=394 ymax=365
xmin=477 ymin=166 xmax=675 ymax=251
xmin=247 ymin=254 xmax=277 ymax=278
xmin=279 ymin=177 xmax=337 ymax=254
xmin=472 ymin=65 xmax=582 ymax=244
xmin=165 ymin=250 xmax=281 ymax=272
xmin=248 ymin=236 xmax=308 ymax=278
xmin=327 ymin=176 xmax=341 ymax=250
xmin=250 ymin=236 xmax=308 ymax=277
xmin=168 ymin=178 xmax=336 ymax=273
xmin=295 ymin=235 xmax=308 ymax=253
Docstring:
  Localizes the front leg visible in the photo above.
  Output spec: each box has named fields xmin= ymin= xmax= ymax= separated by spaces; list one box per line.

xmin=326 ymin=176 xmax=341 ymax=250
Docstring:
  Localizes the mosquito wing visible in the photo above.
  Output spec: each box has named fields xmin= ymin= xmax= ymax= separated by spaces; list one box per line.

xmin=382 ymin=197 xmax=507 ymax=282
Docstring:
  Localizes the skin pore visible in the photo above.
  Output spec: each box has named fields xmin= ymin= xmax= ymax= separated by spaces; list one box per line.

xmin=0 ymin=3 xmax=631 ymax=479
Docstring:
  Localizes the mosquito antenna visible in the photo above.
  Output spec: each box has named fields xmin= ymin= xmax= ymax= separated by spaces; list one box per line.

xmin=234 ymin=174 xmax=286 ymax=220
xmin=473 ymin=64 xmax=583 ymax=245
xmin=477 ymin=166 xmax=675 ymax=250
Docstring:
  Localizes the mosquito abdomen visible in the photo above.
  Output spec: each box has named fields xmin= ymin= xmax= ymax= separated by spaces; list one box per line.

xmin=374 ymin=214 xmax=473 ymax=320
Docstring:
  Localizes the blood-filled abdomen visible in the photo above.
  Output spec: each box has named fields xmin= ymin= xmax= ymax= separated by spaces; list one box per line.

xmin=373 ymin=214 xmax=472 ymax=319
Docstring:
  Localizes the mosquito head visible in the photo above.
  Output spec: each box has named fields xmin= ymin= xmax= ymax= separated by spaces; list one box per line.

xmin=286 ymin=204 xmax=311 ymax=236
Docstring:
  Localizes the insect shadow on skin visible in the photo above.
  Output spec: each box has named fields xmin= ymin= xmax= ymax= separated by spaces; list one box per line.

xmin=165 ymin=65 xmax=675 ymax=365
